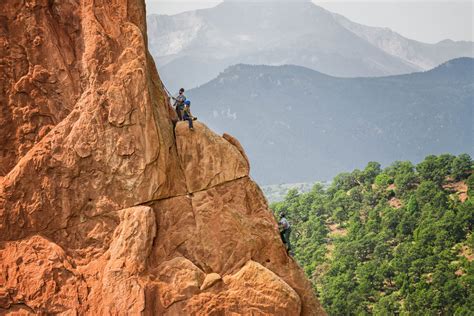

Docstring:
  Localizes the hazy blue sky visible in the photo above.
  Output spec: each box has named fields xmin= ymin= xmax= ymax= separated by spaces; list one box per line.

xmin=145 ymin=1 xmax=473 ymax=43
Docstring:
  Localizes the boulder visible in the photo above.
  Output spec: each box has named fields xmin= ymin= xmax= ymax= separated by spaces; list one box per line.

xmin=186 ymin=261 xmax=301 ymax=315
xmin=154 ymin=257 xmax=205 ymax=308
xmin=200 ymin=273 xmax=222 ymax=291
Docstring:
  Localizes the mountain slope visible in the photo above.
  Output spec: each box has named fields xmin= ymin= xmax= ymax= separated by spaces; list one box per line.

xmin=147 ymin=1 xmax=473 ymax=90
xmin=333 ymin=13 xmax=474 ymax=70
xmin=188 ymin=58 xmax=474 ymax=184
xmin=147 ymin=1 xmax=416 ymax=90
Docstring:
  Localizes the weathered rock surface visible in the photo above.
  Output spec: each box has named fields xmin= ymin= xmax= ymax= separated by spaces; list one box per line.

xmin=0 ymin=235 xmax=87 ymax=313
xmin=176 ymin=121 xmax=249 ymax=193
xmin=187 ymin=260 xmax=302 ymax=315
xmin=0 ymin=0 xmax=325 ymax=315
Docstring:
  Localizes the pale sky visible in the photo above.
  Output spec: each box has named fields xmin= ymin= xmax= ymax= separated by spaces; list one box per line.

xmin=145 ymin=0 xmax=473 ymax=43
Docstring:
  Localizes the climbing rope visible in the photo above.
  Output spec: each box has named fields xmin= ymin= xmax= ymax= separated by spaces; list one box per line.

xmin=161 ymin=83 xmax=175 ymax=109
xmin=162 ymin=82 xmax=173 ymax=98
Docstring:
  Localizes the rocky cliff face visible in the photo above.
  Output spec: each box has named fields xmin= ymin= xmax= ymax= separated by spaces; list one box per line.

xmin=0 ymin=1 xmax=324 ymax=314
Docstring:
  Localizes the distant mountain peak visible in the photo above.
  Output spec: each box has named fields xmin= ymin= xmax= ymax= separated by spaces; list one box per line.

xmin=439 ymin=39 xmax=455 ymax=44
xmin=441 ymin=56 xmax=473 ymax=65
xmin=147 ymin=2 xmax=474 ymax=90
xmin=427 ymin=57 xmax=474 ymax=76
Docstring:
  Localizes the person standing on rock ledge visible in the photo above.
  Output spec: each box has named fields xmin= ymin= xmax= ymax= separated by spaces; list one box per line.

xmin=183 ymin=100 xmax=197 ymax=131
xmin=172 ymin=88 xmax=186 ymax=121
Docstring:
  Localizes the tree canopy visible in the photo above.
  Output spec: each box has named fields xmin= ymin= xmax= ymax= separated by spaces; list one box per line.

xmin=271 ymin=154 xmax=473 ymax=315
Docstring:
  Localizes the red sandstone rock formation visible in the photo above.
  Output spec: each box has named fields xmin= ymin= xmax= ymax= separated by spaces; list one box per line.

xmin=0 ymin=1 xmax=325 ymax=314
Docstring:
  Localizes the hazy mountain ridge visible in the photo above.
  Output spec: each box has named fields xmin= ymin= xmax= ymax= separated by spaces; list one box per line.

xmin=188 ymin=58 xmax=474 ymax=184
xmin=147 ymin=1 xmax=473 ymax=90
xmin=333 ymin=13 xmax=474 ymax=70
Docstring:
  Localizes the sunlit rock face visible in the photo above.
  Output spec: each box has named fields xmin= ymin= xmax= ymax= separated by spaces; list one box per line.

xmin=0 ymin=1 xmax=324 ymax=314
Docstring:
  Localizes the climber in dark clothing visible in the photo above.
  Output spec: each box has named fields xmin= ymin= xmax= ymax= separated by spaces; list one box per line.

xmin=183 ymin=100 xmax=197 ymax=130
xmin=172 ymin=88 xmax=186 ymax=121
xmin=279 ymin=212 xmax=292 ymax=254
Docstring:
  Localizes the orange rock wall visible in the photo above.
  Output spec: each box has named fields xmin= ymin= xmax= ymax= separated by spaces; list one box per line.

xmin=0 ymin=1 xmax=325 ymax=315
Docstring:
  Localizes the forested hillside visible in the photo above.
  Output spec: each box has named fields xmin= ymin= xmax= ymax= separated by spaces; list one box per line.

xmin=271 ymin=154 xmax=473 ymax=314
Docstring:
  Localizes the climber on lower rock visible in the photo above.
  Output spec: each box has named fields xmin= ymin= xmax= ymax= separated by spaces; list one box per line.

xmin=183 ymin=100 xmax=198 ymax=131
xmin=279 ymin=212 xmax=292 ymax=255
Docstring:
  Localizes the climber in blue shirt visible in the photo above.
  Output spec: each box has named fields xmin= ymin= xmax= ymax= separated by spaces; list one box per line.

xmin=183 ymin=100 xmax=197 ymax=131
